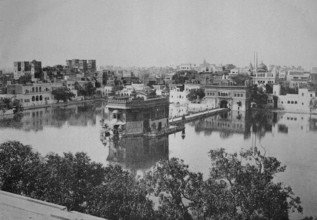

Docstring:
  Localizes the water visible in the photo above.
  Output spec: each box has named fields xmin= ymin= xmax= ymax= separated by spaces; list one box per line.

xmin=0 ymin=102 xmax=317 ymax=219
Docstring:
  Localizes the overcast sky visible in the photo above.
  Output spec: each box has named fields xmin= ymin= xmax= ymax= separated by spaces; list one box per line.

xmin=0 ymin=0 xmax=317 ymax=69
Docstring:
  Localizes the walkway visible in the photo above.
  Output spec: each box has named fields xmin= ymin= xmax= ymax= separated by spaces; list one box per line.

xmin=169 ymin=108 xmax=229 ymax=125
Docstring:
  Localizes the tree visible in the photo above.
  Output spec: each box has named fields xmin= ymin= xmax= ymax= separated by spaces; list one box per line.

xmin=230 ymin=74 xmax=251 ymax=86
xmin=250 ymin=85 xmax=268 ymax=108
xmin=145 ymin=158 xmax=204 ymax=220
xmin=0 ymin=141 xmax=42 ymax=196
xmin=207 ymin=147 xmax=302 ymax=219
xmin=52 ymin=87 xmax=75 ymax=103
xmin=186 ymin=89 xmax=205 ymax=102
xmin=34 ymin=152 xmax=105 ymax=212
xmin=85 ymin=82 xmax=96 ymax=96
xmin=18 ymin=74 xmax=32 ymax=85
xmin=0 ymin=98 xmax=23 ymax=114
xmin=88 ymin=165 xmax=155 ymax=220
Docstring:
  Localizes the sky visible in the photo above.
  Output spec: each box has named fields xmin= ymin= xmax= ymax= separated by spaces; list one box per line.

xmin=0 ymin=0 xmax=317 ymax=69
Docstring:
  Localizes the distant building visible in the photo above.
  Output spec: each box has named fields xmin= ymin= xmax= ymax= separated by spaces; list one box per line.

xmin=286 ymin=70 xmax=310 ymax=88
xmin=252 ymin=62 xmax=278 ymax=85
xmin=66 ymin=59 xmax=96 ymax=72
xmin=13 ymin=60 xmax=42 ymax=80
xmin=6 ymin=82 xmax=63 ymax=107
xmin=179 ymin=63 xmax=197 ymax=71
xmin=204 ymin=83 xmax=251 ymax=111
xmin=272 ymin=84 xmax=316 ymax=112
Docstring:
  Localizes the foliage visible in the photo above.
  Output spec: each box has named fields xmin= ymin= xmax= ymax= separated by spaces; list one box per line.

xmin=34 ymin=152 xmax=105 ymax=212
xmin=145 ymin=158 xmax=204 ymax=220
xmin=208 ymin=147 xmax=302 ymax=219
xmin=18 ymin=74 xmax=32 ymax=85
xmin=230 ymin=74 xmax=251 ymax=86
xmin=75 ymin=82 xmax=96 ymax=97
xmin=85 ymin=82 xmax=96 ymax=96
xmin=250 ymin=85 xmax=268 ymax=108
xmin=52 ymin=87 xmax=75 ymax=102
xmin=0 ymin=141 xmax=42 ymax=195
xmin=0 ymin=141 xmax=154 ymax=220
xmin=224 ymin=64 xmax=236 ymax=71
xmin=0 ymin=98 xmax=23 ymax=113
xmin=0 ymin=141 xmax=303 ymax=220
xmin=186 ymin=88 xmax=205 ymax=102
xmin=87 ymin=165 xmax=155 ymax=220
xmin=173 ymin=71 xmax=197 ymax=84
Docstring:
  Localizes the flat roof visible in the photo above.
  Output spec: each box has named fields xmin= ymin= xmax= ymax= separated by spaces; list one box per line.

xmin=0 ymin=190 xmax=106 ymax=220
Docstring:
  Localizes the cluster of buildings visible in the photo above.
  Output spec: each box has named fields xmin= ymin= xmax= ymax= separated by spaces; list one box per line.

xmin=1 ymin=55 xmax=317 ymax=117
xmin=0 ymin=59 xmax=102 ymax=113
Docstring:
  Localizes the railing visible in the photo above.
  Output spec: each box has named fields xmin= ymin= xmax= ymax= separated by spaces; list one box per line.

xmin=107 ymin=96 xmax=169 ymax=108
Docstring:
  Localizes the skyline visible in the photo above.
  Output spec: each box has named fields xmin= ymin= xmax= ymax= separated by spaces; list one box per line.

xmin=1 ymin=0 xmax=317 ymax=69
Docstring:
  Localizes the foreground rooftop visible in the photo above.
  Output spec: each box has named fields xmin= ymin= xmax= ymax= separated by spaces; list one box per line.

xmin=0 ymin=190 xmax=106 ymax=220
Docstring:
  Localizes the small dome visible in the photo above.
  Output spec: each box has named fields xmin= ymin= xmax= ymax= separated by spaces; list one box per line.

xmin=257 ymin=62 xmax=268 ymax=72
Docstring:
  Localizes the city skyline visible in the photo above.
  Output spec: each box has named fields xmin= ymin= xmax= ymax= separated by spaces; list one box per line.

xmin=1 ymin=0 xmax=317 ymax=69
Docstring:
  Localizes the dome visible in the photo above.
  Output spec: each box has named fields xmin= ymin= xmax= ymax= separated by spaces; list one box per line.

xmin=257 ymin=62 xmax=268 ymax=72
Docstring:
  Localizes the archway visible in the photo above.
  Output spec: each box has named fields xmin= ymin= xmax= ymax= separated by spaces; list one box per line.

xmin=220 ymin=100 xmax=228 ymax=108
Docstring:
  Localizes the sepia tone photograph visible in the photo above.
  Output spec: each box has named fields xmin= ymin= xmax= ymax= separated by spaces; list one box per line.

xmin=0 ymin=0 xmax=317 ymax=219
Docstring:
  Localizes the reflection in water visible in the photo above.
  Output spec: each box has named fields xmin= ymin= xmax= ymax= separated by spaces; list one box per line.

xmin=192 ymin=110 xmax=317 ymax=140
xmin=194 ymin=111 xmax=251 ymax=139
xmin=0 ymin=102 xmax=105 ymax=131
xmin=102 ymin=134 xmax=169 ymax=173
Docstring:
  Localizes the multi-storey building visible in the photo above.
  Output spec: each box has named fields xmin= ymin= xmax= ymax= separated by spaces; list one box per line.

xmin=272 ymin=84 xmax=316 ymax=112
xmin=6 ymin=82 xmax=63 ymax=107
xmin=251 ymin=62 xmax=278 ymax=85
xmin=66 ymin=59 xmax=96 ymax=72
xmin=13 ymin=60 xmax=42 ymax=80
xmin=105 ymin=94 xmax=170 ymax=135
xmin=204 ymin=82 xmax=251 ymax=111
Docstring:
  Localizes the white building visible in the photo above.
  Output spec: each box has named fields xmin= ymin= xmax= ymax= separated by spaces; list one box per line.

xmin=169 ymin=84 xmax=201 ymax=105
xmin=273 ymin=84 xmax=316 ymax=112
xmin=179 ymin=63 xmax=197 ymax=71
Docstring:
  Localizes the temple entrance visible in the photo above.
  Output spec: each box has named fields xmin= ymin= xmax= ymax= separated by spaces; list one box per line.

xmin=220 ymin=100 xmax=228 ymax=108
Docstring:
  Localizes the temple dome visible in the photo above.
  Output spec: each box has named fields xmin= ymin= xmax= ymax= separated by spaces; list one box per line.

xmin=257 ymin=62 xmax=268 ymax=72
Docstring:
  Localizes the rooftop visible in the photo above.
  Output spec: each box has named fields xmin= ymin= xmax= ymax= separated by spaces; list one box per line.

xmin=0 ymin=190 xmax=106 ymax=220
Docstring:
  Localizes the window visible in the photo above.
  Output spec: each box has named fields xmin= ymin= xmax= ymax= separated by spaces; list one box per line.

xmin=311 ymin=94 xmax=313 ymax=97
xmin=40 ymin=95 xmax=42 ymax=101
xmin=302 ymin=93 xmax=304 ymax=96
xmin=32 ymin=96 xmax=35 ymax=101
xmin=287 ymin=101 xmax=290 ymax=104
xmin=295 ymin=101 xmax=297 ymax=104
xmin=291 ymin=101 xmax=294 ymax=104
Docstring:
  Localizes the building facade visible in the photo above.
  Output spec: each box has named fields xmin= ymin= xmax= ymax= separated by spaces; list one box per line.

xmin=104 ymin=95 xmax=170 ymax=136
xmin=6 ymin=82 xmax=63 ymax=107
xmin=14 ymin=60 xmax=42 ymax=80
xmin=204 ymin=84 xmax=251 ymax=111
xmin=273 ymin=84 xmax=316 ymax=112
xmin=66 ymin=59 xmax=96 ymax=72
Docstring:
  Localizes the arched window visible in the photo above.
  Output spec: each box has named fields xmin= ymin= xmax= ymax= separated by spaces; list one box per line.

xmin=32 ymin=96 xmax=35 ymax=101
xmin=40 ymin=95 xmax=43 ymax=101
xmin=36 ymin=87 xmax=38 ymax=92
xmin=36 ymin=96 xmax=39 ymax=101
